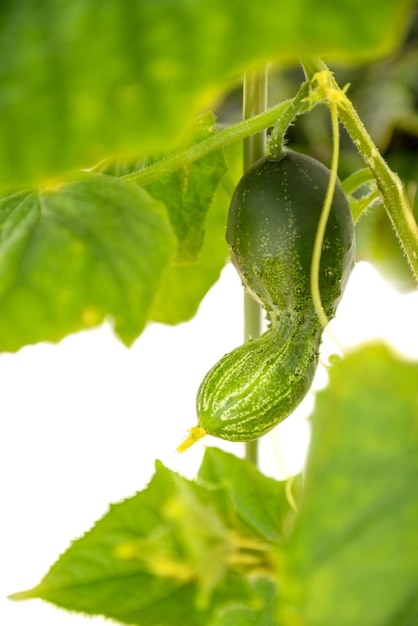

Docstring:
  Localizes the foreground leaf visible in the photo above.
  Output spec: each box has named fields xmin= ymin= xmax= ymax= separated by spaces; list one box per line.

xmin=0 ymin=175 xmax=175 ymax=352
xmin=198 ymin=447 xmax=295 ymax=543
xmin=10 ymin=451 xmax=282 ymax=624
xmin=279 ymin=343 xmax=418 ymax=625
xmin=0 ymin=0 xmax=414 ymax=190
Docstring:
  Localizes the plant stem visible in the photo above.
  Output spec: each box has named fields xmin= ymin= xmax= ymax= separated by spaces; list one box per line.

xmin=341 ymin=168 xmax=375 ymax=196
xmin=303 ymin=58 xmax=418 ymax=283
xmin=268 ymin=80 xmax=312 ymax=157
xmin=338 ymin=94 xmax=418 ymax=282
xmin=242 ymin=69 xmax=268 ymax=466
xmin=121 ymin=91 xmax=307 ymax=188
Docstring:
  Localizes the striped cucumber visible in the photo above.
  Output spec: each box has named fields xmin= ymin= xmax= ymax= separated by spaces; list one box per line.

xmin=179 ymin=151 xmax=355 ymax=449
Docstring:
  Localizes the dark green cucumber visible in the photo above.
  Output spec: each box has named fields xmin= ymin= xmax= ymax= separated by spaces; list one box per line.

xmin=179 ymin=151 xmax=355 ymax=450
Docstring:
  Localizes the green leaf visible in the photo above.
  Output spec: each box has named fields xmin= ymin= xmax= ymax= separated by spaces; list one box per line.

xmin=145 ymin=112 xmax=228 ymax=262
xmin=278 ymin=343 xmax=418 ymax=625
xmin=197 ymin=447 xmax=294 ymax=543
xmin=99 ymin=111 xmax=228 ymax=263
xmin=95 ymin=112 xmax=231 ymax=326
xmin=147 ymin=142 xmax=242 ymax=325
xmin=9 ymin=457 xmax=279 ymax=625
xmin=0 ymin=174 xmax=175 ymax=352
xmin=0 ymin=0 xmax=414 ymax=190
xmin=208 ymin=577 xmax=279 ymax=626
xmin=149 ymin=175 xmax=230 ymax=324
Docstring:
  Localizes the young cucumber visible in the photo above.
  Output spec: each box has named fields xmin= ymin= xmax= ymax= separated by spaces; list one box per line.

xmin=179 ymin=151 xmax=355 ymax=449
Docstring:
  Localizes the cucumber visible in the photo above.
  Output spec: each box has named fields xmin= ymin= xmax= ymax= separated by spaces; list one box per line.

xmin=180 ymin=151 xmax=355 ymax=449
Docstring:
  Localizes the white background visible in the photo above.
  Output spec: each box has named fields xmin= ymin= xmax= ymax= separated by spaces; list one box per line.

xmin=2 ymin=261 xmax=418 ymax=626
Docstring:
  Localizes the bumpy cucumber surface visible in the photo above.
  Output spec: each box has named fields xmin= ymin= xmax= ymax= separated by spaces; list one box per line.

xmin=185 ymin=151 xmax=355 ymax=447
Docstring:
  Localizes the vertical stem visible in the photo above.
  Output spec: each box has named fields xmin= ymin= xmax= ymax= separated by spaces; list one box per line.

xmin=243 ymin=70 xmax=268 ymax=169
xmin=242 ymin=68 xmax=268 ymax=466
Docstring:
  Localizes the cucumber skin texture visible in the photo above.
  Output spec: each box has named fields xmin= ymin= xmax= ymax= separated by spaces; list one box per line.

xmin=196 ymin=152 xmax=355 ymax=442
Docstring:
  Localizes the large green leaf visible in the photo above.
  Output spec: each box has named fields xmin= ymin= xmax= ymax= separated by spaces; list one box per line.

xmin=0 ymin=113 xmax=233 ymax=352
xmin=0 ymin=174 xmax=175 ymax=352
xmin=81 ymin=112 xmax=231 ymax=327
xmin=9 ymin=452 xmax=281 ymax=625
xmin=278 ymin=343 xmax=418 ymax=625
xmin=0 ymin=0 xmax=414 ymax=190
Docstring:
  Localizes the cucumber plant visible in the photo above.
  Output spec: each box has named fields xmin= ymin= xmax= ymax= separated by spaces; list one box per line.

xmin=5 ymin=5 xmax=418 ymax=624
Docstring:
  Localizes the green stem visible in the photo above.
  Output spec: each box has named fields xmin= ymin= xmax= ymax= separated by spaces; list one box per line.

xmin=303 ymin=58 xmax=418 ymax=283
xmin=338 ymin=95 xmax=418 ymax=282
xmin=350 ymin=190 xmax=383 ymax=223
xmin=243 ymin=69 xmax=268 ymax=466
xmin=243 ymin=69 xmax=268 ymax=169
xmin=341 ymin=167 xmax=375 ymax=197
xmin=301 ymin=57 xmax=327 ymax=79
xmin=310 ymin=100 xmax=340 ymax=330
xmin=121 ymin=86 xmax=310 ymax=188
xmin=268 ymin=80 xmax=312 ymax=158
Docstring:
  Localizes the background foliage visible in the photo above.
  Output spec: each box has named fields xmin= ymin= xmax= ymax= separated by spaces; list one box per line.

xmin=0 ymin=0 xmax=413 ymax=191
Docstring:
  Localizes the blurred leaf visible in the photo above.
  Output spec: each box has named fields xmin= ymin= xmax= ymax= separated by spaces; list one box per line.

xmin=0 ymin=175 xmax=175 ymax=352
xmin=278 ymin=343 xmax=418 ymax=625
xmin=338 ymin=46 xmax=418 ymax=152
xmin=208 ymin=577 xmax=279 ymax=626
xmin=0 ymin=0 xmax=414 ymax=190
xmin=198 ymin=447 xmax=294 ymax=543
xmin=10 ymin=454 xmax=280 ymax=624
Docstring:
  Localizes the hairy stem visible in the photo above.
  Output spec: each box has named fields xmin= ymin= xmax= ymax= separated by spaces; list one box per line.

xmin=268 ymin=80 xmax=312 ymax=158
xmin=338 ymin=95 xmax=418 ymax=282
xmin=122 ymin=85 xmax=310 ymax=188
xmin=304 ymin=58 xmax=418 ymax=283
